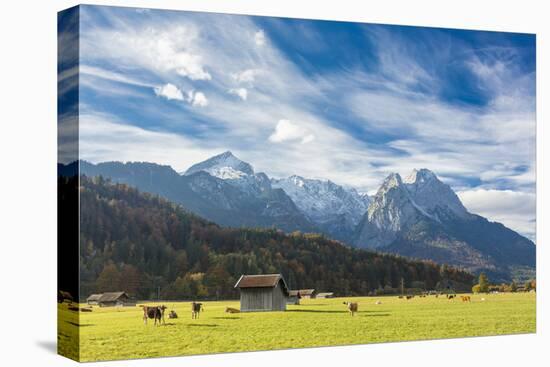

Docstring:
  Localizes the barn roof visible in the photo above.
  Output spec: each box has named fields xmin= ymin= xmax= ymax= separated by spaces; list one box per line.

xmin=87 ymin=294 xmax=102 ymax=301
xmin=98 ymin=292 xmax=129 ymax=302
xmin=234 ymin=274 xmax=289 ymax=295
xmin=289 ymin=289 xmax=315 ymax=297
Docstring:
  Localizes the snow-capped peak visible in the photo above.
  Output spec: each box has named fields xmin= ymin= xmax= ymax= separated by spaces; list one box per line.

xmin=184 ymin=151 xmax=255 ymax=178
xmin=403 ymin=168 xmax=469 ymax=219
xmin=403 ymin=168 xmax=436 ymax=185
xmin=271 ymin=175 xmax=370 ymax=229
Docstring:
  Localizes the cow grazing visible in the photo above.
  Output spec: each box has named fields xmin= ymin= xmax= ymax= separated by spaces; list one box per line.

xmin=343 ymin=301 xmax=358 ymax=316
xmin=460 ymin=296 xmax=471 ymax=302
xmin=406 ymin=295 xmax=414 ymax=300
xmin=142 ymin=305 xmax=167 ymax=326
xmin=447 ymin=294 xmax=456 ymax=300
xmin=225 ymin=307 xmax=240 ymax=314
xmin=191 ymin=302 xmax=203 ymax=319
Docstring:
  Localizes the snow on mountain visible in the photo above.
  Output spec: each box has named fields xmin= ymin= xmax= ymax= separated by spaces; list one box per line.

xmin=403 ymin=168 xmax=469 ymax=221
xmin=183 ymin=151 xmax=272 ymax=195
xmin=184 ymin=151 xmax=254 ymax=178
xmin=271 ymin=175 xmax=370 ymax=237
xmin=357 ymin=169 xmax=473 ymax=248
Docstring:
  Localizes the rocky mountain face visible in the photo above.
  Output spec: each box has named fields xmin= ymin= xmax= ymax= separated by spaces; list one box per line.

xmin=80 ymin=154 xmax=316 ymax=233
xmin=354 ymin=169 xmax=535 ymax=282
xmin=80 ymin=153 xmax=535 ymax=282
xmin=272 ymin=175 xmax=370 ymax=242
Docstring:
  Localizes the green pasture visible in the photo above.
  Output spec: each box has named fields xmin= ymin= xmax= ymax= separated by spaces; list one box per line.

xmin=58 ymin=292 xmax=536 ymax=362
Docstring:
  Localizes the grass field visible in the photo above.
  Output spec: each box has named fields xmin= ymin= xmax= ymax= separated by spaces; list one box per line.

xmin=58 ymin=292 xmax=536 ymax=362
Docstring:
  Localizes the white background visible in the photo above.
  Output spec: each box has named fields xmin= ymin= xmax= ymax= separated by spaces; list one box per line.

xmin=0 ymin=0 xmax=547 ymax=366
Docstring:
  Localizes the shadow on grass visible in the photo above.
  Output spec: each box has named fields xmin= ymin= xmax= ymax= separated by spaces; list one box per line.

xmin=288 ymin=309 xmax=391 ymax=314
xmin=66 ymin=321 xmax=95 ymax=327
xmin=298 ymin=303 xmax=329 ymax=306
xmin=213 ymin=316 xmax=242 ymax=320
xmin=287 ymin=309 xmax=346 ymax=314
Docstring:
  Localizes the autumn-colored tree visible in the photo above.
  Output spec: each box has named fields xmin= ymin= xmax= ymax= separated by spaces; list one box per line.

xmin=478 ymin=272 xmax=489 ymax=293
xmin=120 ymin=264 xmax=141 ymax=296
xmin=95 ymin=263 xmax=121 ymax=292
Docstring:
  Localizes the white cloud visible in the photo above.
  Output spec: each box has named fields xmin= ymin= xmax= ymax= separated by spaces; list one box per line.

xmin=154 ymin=83 xmax=184 ymax=101
xmin=187 ymin=90 xmax=209 ymax=107
xmin=232 ymin=69 xmax=260 ymax=84
xmin=79 ymin=113 xmax=219 ymax=171
xmin=228 ymin=88 xmax=248 ymax=100
xmin=81 ymin=25 xmax=211 ymax=81
xmin=78 ymin=8 xmax=535 ymax=203
xmin=269 ymin=119 xmax=315 ymax=144
xmin=458 ymin=189 xmax=536 ymax=241
xmin=254 ymin=30 xmax=266 ymax=46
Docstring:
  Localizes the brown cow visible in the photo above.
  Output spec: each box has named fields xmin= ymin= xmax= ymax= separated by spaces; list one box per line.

xmin=191 ymin=302 xmax=203 ymax=319
xmin=142 ymin=305 xmax=167 ymax=326
xmin=343 ymin=301 xmax=358 ymax=316
xmin=460 ymin=296 xmax=471 ymax=302
xmin=225 ymin=307 xmax=240 ymax=314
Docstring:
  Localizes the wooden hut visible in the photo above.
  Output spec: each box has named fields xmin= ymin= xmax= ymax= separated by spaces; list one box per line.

xmin=97 ymin=292 xmax=134 ymax=307
xmin=287 ymin=289 xmax=316 ymax=304
xmin=297 ymin=289 xmax=316 ymax=299
xmin=86 ymin=294 xmax=102 ymax=305
xmin=316 ymin=292 xmax=334 ymax=299
xmin=235 ymin=274 xmax=289 ymax=312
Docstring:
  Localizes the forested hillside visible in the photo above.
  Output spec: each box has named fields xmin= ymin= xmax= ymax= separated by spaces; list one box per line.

xmin=77 ymin=176 xmax=474 ymax=300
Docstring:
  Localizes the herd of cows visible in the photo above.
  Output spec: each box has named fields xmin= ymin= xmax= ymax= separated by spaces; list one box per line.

xmin=59 ymin=290 xmax=483 ymax=327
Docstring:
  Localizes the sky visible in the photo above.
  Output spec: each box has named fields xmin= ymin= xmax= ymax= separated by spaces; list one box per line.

xmin=62 ymin=5 xmax=536 ymax=240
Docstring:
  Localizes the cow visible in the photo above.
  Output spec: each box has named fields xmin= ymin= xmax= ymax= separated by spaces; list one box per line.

xmin=343 ymin=301 xmax=358 ymax=316
xmin=447 ymin=294 xmax=456 ymax=300
xmin=460 ymin=296 xmax=471 ymax=302
xmin=168 ymin=310 xmax=178 ymax=319
xmin=191 ymin=302 xmax=203 ymax=319
xmin=141 ymin=305 xmax=167 ymax=326
xmin=406 ymin=295 xmax=414 ymax=300
xmin=58 ymin=290 xmax=74 ymax=304
xmin=225 ymin=307 xmax=240 ymax=314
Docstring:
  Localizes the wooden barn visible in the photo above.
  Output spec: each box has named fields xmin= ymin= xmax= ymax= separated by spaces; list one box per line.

xmin=235 ymin=274 xmax=289 ymax=312
xmin=287 ymin=289 xmax=316 ymax=304
xmin=96 ymin=292 xmax=134 ymax=307
xmin=297 ymin=289 xmax=316 ymax=299
xmin=86 ymin=294 xmax=102 ymax=305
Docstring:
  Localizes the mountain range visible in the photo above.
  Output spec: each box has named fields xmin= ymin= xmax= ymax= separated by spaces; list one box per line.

xmin=77 ymin=151 xmax=535 ymax=282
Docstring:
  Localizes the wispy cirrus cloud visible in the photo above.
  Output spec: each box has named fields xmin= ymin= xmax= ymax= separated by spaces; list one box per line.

xmin=76 ymin=6 xmax=536 ymax=238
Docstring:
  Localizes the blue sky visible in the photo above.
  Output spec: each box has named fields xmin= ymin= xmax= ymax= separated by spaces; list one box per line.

xmin=65 ymin=5 xmax=536 ymax=239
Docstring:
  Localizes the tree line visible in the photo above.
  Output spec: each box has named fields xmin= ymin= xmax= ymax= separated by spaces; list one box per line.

xmin=76 ymin=176 xmax=475 ymax=301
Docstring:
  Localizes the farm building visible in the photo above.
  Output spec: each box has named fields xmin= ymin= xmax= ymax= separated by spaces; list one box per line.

xmin=287 ymin=289 xmax=316 ymax=304
xmin=235 ymin=274 xmax=289 ymax=312
xmin=96 ymin=292 xmax=135 ymax=307
xmin=86 ymin=294 xmax=102 ymax=305
xmin=287 ymin=290 xmax=300 ymax=305
xmin=316 ymin=292 xmax=334 ymax=298
xmin=297 ymin=289 xmax=316 ymax=299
